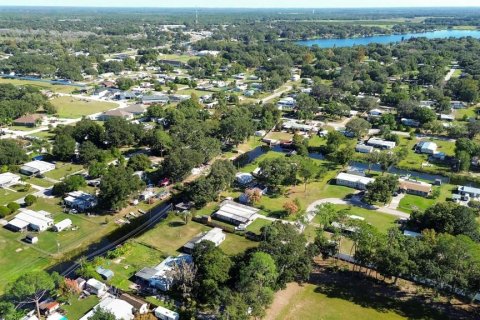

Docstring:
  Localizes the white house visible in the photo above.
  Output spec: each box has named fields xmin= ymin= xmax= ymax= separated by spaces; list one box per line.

xmin=277 ymin=97 xmax=296 ymax=110
xmin=135 ymin=254 xmax=193 ymax=291
xmin=53 ymin=219 xmax=72 ymax=232
xmin=0 ymin=172 xmax=21 ymax=188
xmin=417 ymin=141 xmax=437 ymax=155
xmin=20 ymin=160 xmax=55 ymax=176
xmin=235 ymin=172 xmax=254 ymax=185
xmin=368 ymin=109 xmax=384 ymax=117
xmin=183 ymin=228 xmax=226 ymax=253
xmin=355 ymin=144 xmax=374 ymax=154
xmin=64 ymin=191 xmax=97 ymax=212
xmin=154 ymin=306 xmax=179 ymax=320
xmin=7 ymin=209 xmax=53 ymax=232
xmin=457 ymin=185 xmax=480 ymax=199
xmin=79 ymin=296 xmax=134 ymax=320
xmin=367 ymin=137 xmax=396 ymax=150
xmin=336 ymin=172 xmax=374 ymax=190
xmin=85 ymin=278 xmax=108 ymax=296
xmin=212 ymin=200 xmax=259 ymax=226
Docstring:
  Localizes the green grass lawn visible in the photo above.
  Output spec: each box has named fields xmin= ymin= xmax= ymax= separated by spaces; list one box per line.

xmin=51 ymin=96 xmax=118 ymax=118
xmin=220 ymin=233 xmax=259 ymax=256
xmin=107 ymin=242 xmax=164 ymax=291
xmin=64 ymin=295 xmax=99 ymax=320
xmin=28 ymin=130 xmax=55 ymax=140
xmin=0 ymin=78 xmax=76 ymax=94
xmin=25 ymin=176 xmax=55 ymax=188
xmin=134 ymin=215 xmax=210 ymax=256
xmin=246 ymin=218 xmax=272 ymax=234
xmin=308 ymin=135 xmax=327 ymax=148
xmin=44 ymin=162 xmax=85 ymax=180
xmin=0 ymin=197 xmax=120 ymax=293
xmin=0 ymin=189 xmax=31 ymax=206
xmin=270 ymin=280 xmax=446 ymax=320
xmin=265 ymin=131 xmax=294 ymax=141
xmin=455 ymin=106 xmax=478 ymax=120
xmin=312 ymin=204 xmax=398 ymax=234
xmin=397 ymin=184 xmax=454 ymax=213
xmin=5 ymin=125 xmax=37 ymax=132
xmin=159 ymin=53 xmax=196 ymax=63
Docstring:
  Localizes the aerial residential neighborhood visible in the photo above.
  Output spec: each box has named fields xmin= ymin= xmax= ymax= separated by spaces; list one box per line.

xmin=0 ymin=2 xmax=480 ymax=320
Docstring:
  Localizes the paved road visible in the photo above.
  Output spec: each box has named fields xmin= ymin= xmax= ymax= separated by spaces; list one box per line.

xmin=444 ymin=68 xmax=456 ymax=82
xmin=306 ymin=196 xmax=410 ymax=219
xmin=255 ymin=85 xmax=293 ymax=104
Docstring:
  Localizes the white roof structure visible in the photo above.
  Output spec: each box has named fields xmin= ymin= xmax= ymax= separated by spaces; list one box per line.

xmin=154 ymin=306 xmax=179 ymax=320
xmin=8 ymin=209 xmax=53 ymax=231
xmin=0 ymin=172 xmax=21 ymax=187
xmin=54 ymin=219 xmax=72 ymax=231
xmin=336 ymin=172 xmax=374 ymax=186
xmin=403 ymin=230 xmax=422 ymax=238
xmin=213 ymin=200 xmax=259 ymax=226
xmin=79 ymin=296 xmax=134 ymax=320
xmin=202 ymin=227 xmax=225 ymax=243
xmin=367 ymin=137 xmax=396 ymax=149
xmin=235 ymin=172 xmax=254 ymax=185
xmin=86 ymin=278 xmax=107 ymax=292
xmin=20 ymin=160 xmax=55 ymax=175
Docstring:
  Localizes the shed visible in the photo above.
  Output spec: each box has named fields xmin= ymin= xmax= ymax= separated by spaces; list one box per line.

xmin=86 ymin=278 xmax=107 ymax=296
xmin=183 ymin=228 xmax=226 ymax=253
xmin=53 ymin=219 xmax=72 ymax=232
xmin=96 ymin=266 xmax=114 ymax=280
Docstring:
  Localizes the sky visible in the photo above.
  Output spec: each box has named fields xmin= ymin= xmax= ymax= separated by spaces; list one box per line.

xmin=2 ymin=0 xmax=480 ymax=8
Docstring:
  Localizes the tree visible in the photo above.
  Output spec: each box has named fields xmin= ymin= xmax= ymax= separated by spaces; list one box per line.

xmin=166 ymin=257 xmax=196 ymax=300
xmin=258 ymin=158 xmax=296 ymax=192
xmin=457 ymin=150 xmax=471 ymax=172
xmin=245 ymin=188 xmax=262 ymax=204
xmin=116 ymin=77 xmax=134 ymax=90
xmin=299 ymin=158 xmax=318 ymax=192
xmin=88 ymin=308 xmax=116 ymax=320
xmin=7 ymin=202 xmax=20 ymax=213
xmin=296 ymin=93 xmax=319 ymax=120
xmin=378 ymin=151 xmax=398 ymax=173
xmin=79 ymin=141 xmax=104 ymax=164
xmin=364 ymin=174 xmax=398 ymax=205
xmin=98 ymin=165 xmax=144 ymax=210
xmin=219 ymin=107 xmax=255 ymax=145
xmin=259 ymin=221 xmax=312 ymax=288
xmin=331 ymin=145 xmax=354 ymax=167
xmin=0 ymin=139 xmax=28 ymax=166
xmin=52 ymin=134 xmax=75 ymax=161
xmin=376 ymin=228 xmax=412 ymax=284
xmin=345 ymin=118 xmax=372 ymax=138
xmin=127 ymin=154 xmax=151 ymax=171
xmin=0 ymin=301 xmax=24 ymax=320
xmin=283 ymin=201 xmax=299 ymax=216
xmin=24 ymin=194 xmax=37 ymax=206
xmin=148 ymin=129 xmax=173 ymax=156
xmin=7 ymin=271 xmax=54 ymax=319
xmin=88 ymin=161 xmax=107 ymax=179
xmin=104 ymin=117 xmax=135 ymax=147
xmin=408 ymin=202 xmax=480 ymax=240
xmin=192 ymin=241 xmax=232 ymax=306
xmin=52 ymin=175 xmax=86 ymax=196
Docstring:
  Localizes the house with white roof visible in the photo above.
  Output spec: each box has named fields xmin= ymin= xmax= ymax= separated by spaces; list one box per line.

xmin=183 ymin=228 xmax=226 ymax=253
xmin=64 ymin=191 xmax=97 ymax=212
xmin=85 ymin=278 xmax=108 ymax=296
xmin=367 ymin=137 xmax=396 ymax=150
xmin=154 ymin=306 xmax=179 ymax=320
xmin=277 ymin=97 xmax=296 ymax=110
xmin=135 ymin=254 xmax=193 ymax=291
xmin=0 ymin=172 xmax=21 ymax=188
xmin=79 ymin=296 xmax=134 ymax=320
xmin=7 ymin=209 xmax=53 ymax=232
xmin=416 ymin=141 xmax=437 ymax=155
xmin=20 ymin=160 xmax=55 ymax=176
xmin=212 ymin=200 xmax=259 ymax=226
xmin=336 ymin=172 xmax=374 ymax=190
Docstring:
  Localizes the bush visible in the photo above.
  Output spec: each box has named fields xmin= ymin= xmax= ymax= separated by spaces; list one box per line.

xmin=24 ymin=195 xmax=37 ymax=206
xmin=0 ymin=206 xmax=11 ymax=217
xmin=7 ymin=202 xmax=20 ymax=213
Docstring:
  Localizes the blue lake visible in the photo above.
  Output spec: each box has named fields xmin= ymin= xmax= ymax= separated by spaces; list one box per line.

xmin=296 ymin=29 xmax=480 ymax=48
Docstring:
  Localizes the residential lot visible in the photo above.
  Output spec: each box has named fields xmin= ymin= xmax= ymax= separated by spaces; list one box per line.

xmin=50 ymin=96 xmax=118 ymax=118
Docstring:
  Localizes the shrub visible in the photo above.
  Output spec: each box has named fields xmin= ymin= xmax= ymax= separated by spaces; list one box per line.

xmin=24 ymin=195 xmax=37 ymax=206
xmin=7 ymin=202 xmax=20 ymax=213
xmin=0 ymin=206 xmax=11 ymax=217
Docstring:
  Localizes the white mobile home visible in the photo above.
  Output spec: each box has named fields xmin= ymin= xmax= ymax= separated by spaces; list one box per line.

xmin=212 ymin=200 xmax=259 ymax=226
xmin=183 ymin=228 xmax=226 ymax=253
xmin=367 ymin=137 xmax=396 ymax=150
xmin=53 ymin=219 xmax=72 ymax=232
xmin=20 ymin=161 xmax=55 ymax=176
xmin=154 ymin=306 xmax=179 ymax=320
xmin=336 ymin=172 xmax=374 ymax=190
xmin=7 ymin=209 xmax=53 ymax=232
xmin=0 ymin=172 xmax=21 ymax=188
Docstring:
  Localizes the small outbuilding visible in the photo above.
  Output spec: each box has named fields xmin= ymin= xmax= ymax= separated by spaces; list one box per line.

xmin=53 ymin=219 xmax=72 ymax=232
xmin=154 ymin=306 xmax=179 ymax=320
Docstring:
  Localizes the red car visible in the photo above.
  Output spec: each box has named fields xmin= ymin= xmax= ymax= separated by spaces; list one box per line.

xmin=159 ymin=178 xmax=171 ymax=187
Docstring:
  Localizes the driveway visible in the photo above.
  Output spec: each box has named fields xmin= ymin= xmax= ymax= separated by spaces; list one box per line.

xmin=306 ymin=197 xmax=409 ymax=219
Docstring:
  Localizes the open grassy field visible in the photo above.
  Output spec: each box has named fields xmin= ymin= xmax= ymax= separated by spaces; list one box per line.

xmin=0 ymin=78 xmax=76 ymax=94
xmin=44 ymin=162 xmax=85 ymax=180
xmin=50 ymin=96 xmax=118 ymax=118
xmin=455 ymin=105 xmax=478 ymax=120
xmin=134 ymin=215 xmax=210 ymax=256
xmin=159 ymin=53 xmax=196 ymax=63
